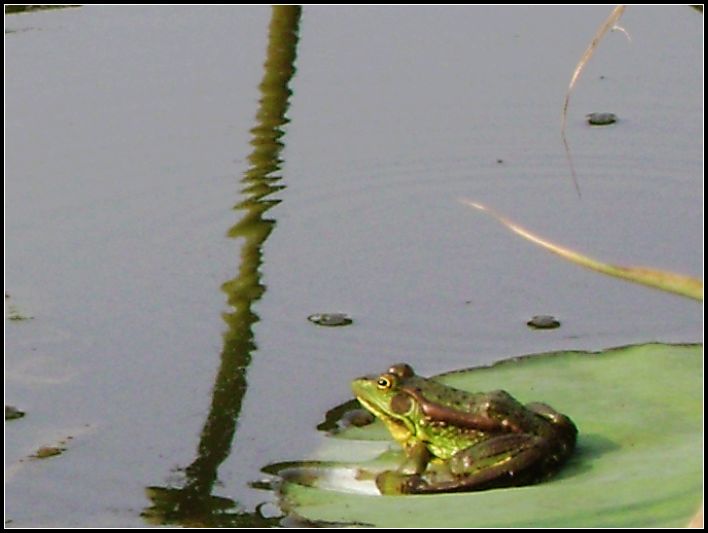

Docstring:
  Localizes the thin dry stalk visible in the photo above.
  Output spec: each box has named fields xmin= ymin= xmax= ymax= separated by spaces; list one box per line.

xmin=460 ymin=199 xmax=703 ymax=301
xmin=561 ymin=5 xmax=627 ymax=197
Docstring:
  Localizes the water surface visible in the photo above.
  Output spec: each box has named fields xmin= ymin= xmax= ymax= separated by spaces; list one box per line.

xmin=5 ymin=5 xmax=702 ymax=526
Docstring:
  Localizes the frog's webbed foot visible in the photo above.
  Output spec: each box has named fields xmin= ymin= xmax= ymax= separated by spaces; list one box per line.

xmin=526 ymin=402 xmax=578 ymax=443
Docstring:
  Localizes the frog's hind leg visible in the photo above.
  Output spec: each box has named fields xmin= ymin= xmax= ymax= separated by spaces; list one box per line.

xmin=417 ymin=433 xmax=550 ymax=493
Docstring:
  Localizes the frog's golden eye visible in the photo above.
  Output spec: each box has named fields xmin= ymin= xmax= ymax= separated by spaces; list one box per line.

xmin=376 ymin=374 xmax=394 ymax=390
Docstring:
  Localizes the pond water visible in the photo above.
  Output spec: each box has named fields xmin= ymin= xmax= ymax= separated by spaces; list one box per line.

xmin=5 ymin=6 xmax=702 ymax=527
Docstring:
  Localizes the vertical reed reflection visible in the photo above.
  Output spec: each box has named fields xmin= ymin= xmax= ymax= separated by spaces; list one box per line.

xmin=143 ymin=6 xmax=301 ymax=526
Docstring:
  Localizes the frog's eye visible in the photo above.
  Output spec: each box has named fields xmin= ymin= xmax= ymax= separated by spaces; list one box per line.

xmin=376 ymin=374 xmax=394 ymax=390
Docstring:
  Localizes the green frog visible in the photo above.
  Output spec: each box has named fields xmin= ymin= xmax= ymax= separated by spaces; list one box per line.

xmin=351 ymin=363 xmax=577 ymax=495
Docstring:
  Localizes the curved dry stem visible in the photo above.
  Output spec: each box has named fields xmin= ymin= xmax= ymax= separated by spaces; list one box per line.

xmin=561 ymin=5 xmax=627 ymax=198
xmin=461 ymin=199 xmax=703 ymax=301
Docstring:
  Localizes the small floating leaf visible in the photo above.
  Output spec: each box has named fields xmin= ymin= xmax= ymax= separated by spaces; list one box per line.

xmin=460 ymin=200 xmax=703 ymax=301
xmin=7 ymin=311 xmax=34 ymax=321
xmin=5 ymin=293 xmax=34 ymax=321
xmin=32 ymin=445 xmax=66 ymax=459
xmin=586 ymin=112 xmax=618 ymax=125
xmin=307 ymin=313 xmax=353 ymax=327
xmin=5 ymin=405 xmax=25 ymax=420
xmin=527 ymin=315 xmax=561 ymax=329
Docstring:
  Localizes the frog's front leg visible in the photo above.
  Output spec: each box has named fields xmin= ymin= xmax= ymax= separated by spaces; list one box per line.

xmin=399 ymin=440 xmax=431 ymax=475
xmin=375 ymin=441 xmax=431 ymax=495
xmin=407 ymin=433 xmax=549 ymax=494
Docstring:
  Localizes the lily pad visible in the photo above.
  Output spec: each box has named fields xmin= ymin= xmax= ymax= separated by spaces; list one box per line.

xmin=270 ymin=343 xmax=702 ymax=527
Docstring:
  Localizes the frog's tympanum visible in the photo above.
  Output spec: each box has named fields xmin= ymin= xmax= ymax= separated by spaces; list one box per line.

xmin=351 ymin=363 xmax=577 ymax=495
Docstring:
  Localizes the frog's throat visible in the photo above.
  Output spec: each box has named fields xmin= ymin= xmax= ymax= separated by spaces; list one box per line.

xmin=357 ymin=396 xmax=414 ymax=444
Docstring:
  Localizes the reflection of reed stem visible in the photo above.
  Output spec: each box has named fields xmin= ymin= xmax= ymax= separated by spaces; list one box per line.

xmin=143 ymin=6 xmax=301 ymax=526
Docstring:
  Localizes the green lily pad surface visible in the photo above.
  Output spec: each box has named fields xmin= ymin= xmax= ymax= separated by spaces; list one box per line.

xmin=273 ymin=344 xmax=702 ymax=527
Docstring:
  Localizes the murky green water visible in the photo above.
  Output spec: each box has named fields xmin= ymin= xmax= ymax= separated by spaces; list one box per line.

xmin=5 ymin=6 xmax=701 ymax=527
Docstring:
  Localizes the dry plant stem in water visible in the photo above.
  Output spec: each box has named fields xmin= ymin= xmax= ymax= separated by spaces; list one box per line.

xmin=460 ymin=200 xmax=703 ymax=301
xmin=561 ymin=5 xmax=627 ymax=197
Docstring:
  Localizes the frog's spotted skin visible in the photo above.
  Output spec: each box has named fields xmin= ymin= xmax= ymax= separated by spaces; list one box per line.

xmin=352 ymin=363 xmax=577 ymax=494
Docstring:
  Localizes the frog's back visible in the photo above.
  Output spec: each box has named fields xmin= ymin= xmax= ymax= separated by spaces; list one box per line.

xmin=409 ymin=378 xmax=519 ymax=414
